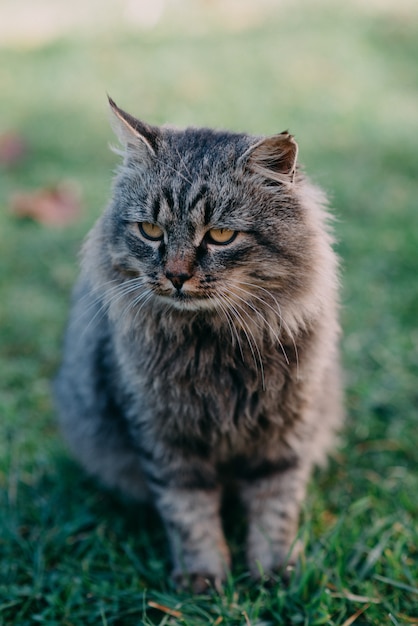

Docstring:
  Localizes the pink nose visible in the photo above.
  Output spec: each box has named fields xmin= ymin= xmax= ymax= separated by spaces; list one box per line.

xmin=165 ymin=271 xmax=192 ymax=290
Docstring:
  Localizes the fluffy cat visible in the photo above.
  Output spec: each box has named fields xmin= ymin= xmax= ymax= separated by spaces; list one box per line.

xmin=54 ymin=97 xmax=343 ymax=592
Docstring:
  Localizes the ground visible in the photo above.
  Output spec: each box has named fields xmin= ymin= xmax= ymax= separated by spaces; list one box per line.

xmin=0 ymin=1 xmax=417 ymax=624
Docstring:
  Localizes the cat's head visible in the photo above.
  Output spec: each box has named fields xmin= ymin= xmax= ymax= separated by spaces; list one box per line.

xmin=88 ymin=98 xmax=334 ymax=333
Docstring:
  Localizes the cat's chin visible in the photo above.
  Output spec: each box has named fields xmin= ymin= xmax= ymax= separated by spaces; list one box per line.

xmin=158 ymin=293 xmax=216 ymax=312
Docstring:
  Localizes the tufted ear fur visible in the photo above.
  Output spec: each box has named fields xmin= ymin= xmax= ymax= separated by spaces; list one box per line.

xmin=243 ymin=132 xmax=298 ymax=184
xmin=108 ymin=96 xmax=160 ymax=159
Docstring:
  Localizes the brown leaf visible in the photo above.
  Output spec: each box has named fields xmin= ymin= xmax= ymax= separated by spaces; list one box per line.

xmin=242 ymin=611 xmax=252 ymax=626
xmin=147 ymin=601 xmax=182 ymax=618
xmin=10 ymin=182 xmax=81 ymax=226
xmin=341 ymin=604 xmax=370 ymax=626
xmin=0 ymin=132 xmax=28 ymax=166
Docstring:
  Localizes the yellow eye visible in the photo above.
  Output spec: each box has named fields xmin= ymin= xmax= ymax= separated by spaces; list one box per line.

xmin=138 ymin=222 xmax=164 ymax=241
xmin=207 ymin=228 xmax=237 ymax=245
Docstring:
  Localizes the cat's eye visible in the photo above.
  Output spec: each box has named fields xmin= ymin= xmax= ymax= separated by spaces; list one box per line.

xmin=138 ymin=222 xmax=164 ymax=241
xmin=207 ymin=228 xmax=237 ymax=245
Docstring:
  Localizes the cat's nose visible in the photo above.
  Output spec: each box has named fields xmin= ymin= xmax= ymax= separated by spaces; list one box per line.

xmin=165 ymin=271 xmax=192 ymax=291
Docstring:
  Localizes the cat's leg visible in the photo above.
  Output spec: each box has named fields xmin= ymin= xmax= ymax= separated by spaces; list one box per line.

xmin=157 ymin=486 xmax=230 ymax=592
xmin=240 ymin=463 xmax=309 ymax=578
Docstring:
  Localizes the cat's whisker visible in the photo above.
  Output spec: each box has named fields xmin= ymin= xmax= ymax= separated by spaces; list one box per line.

xmin=108 ymin=278 xmax=153 ymax=318
xmin=246 ymin=282 xmax=300 ymax=378
xmin=220 ymin=289 xmax=265 ymax=390
xmin=277 ymin=316 xmax=300 ymax=380
xmin=78 ymin=277 xmax=149 ymax=337
xmin=131 ymin=290 xmax=155 ymax=327
xmin=227 ymin=299 xmax=266 ymax=391
xmin=221 ymin=295 xmax=259 ymax=374
xmin=241 ymin=280 xmax=300 ymax=379
xmin=228 ymin=282 xmax=290 ymax=367
xmin=118 ymin=287 xmax=152 ymax=327
xmin=95 ymin=279 xmax=148 ymax=312
xmin=249 ymin=282 xmax=300 ymax=380
xmin=79 ymin=276 xmax=149 ymax=315
xmin=74 ymin=280 xmax=120 ymax=323
xmin=234 ymin=280 xmax=285 ymax=333
xmin=76 ymin=276 xmax=148 ymax=311
xmin=211 ymin=294 xmax=244 ymax=361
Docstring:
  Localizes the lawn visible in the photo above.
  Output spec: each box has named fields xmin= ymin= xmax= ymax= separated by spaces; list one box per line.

xmin=0 ymin=1 xmax=417 ymax=624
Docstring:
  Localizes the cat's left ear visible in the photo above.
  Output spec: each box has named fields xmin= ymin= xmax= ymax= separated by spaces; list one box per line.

xmin=108 ymin=96 xmax=160 ymax=158
xmin=242 ymin=132 xmax=298 ymax=184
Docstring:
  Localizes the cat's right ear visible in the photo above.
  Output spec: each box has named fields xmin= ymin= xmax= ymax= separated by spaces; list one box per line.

xmin=108 ymin=96 xmax=159 ymax=160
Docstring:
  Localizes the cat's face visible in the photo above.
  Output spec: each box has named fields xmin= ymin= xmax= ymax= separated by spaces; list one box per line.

xmin=100 ymin=99 xmax=316 ymax=321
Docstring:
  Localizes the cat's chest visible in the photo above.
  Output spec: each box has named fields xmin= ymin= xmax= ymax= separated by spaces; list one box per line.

xmin=120 ymin=322 xmax=289 ymax=444
xmin=140 ymin=326 xmax=262 ymax=403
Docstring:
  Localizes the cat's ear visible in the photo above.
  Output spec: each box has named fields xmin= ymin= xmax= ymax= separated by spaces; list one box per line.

xmin=108 ymin=96 xmax=159 ymax=158
xmin=243 ymin=132 xmax=298 ymax=184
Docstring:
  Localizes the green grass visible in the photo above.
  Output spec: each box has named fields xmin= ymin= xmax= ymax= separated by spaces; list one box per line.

xmin=1 ymin=1 xmax=417 ymax=624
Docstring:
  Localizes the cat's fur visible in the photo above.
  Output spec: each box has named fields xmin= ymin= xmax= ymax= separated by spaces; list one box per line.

xmin=54 ymin=97 xmax=343 ymax=591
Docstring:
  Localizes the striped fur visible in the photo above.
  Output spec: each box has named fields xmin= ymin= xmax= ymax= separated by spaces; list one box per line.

xmin=54 ymin=99 xmax=343 ymax=591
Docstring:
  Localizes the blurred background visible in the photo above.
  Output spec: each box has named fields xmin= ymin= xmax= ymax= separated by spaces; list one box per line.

xmin=0 ymin=0 xmax=417 ymax=622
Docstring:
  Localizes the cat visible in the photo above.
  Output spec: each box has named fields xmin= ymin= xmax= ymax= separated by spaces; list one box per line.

xmin=54 ymin=97 xmax=343 ymax=593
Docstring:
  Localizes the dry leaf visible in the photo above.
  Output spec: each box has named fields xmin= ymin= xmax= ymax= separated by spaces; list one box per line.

xmin=330 ymin=591 xmax=380 ymax=603
xmin=341 ymin=604 xmax=370 ymax=626
xmin=242 ymin=611 xmax=252 ymax=626
xmin=10 ymin=182 xmax=81 ymax=226
xmin=147 ymin=601 xmax=182 ymax=618
xmin=0 ymin=132 xmax=28 ymax=166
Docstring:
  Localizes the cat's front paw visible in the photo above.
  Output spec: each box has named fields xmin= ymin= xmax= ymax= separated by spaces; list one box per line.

xmin=172 ymin=570 xmax=224 ymax=594
xmin=248 ymin=538 xmax=303 ymax=581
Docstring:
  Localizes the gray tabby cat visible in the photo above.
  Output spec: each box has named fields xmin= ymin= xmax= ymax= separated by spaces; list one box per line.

xmin=54 ymin=97 xmax=343 ymax=592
